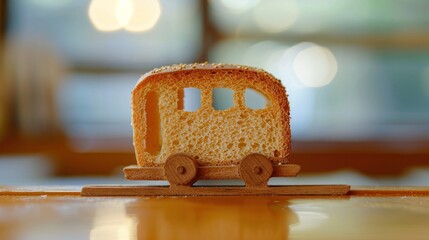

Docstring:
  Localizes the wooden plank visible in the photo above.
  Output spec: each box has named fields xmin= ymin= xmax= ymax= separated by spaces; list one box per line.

xmin=273 ymin=164 xmax=300 ymax=177
xmin=124 ymin=165 xmax=164 ymax=180
xmin=81 ymin=185 xmax=350 ymax=196
xmin=0 ymin=186 xmax=81 ymax=196
xmin=197 ymin=166 xmax=239 ymax=179
xmin=349 ymin=186 xmax=429 ymax=196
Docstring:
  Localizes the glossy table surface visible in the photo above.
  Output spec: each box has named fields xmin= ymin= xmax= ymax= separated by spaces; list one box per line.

xmin=1 ymin=187 xmax=429 ymax=240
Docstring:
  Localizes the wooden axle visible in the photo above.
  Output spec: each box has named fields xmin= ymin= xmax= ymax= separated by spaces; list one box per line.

xmin=124 ymin=164 xmax=300 ymax=181
xmin=124 ymin=163 xmax=300 ymax=180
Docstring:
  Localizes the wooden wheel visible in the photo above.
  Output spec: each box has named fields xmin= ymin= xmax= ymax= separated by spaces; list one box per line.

xmin=164 ymin=154 xmax=197 ymax=187
xmin=239 ymin=153 xmax=273 ymax=187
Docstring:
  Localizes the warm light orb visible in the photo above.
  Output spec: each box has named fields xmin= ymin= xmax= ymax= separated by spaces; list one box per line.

xmin=115 ymin=0 xmax=134 ymax=26
xmin=88 ymin=0 xmax=161 ymax=32
xmin=125 ymin=0 xmax=162 ymax=32
xmin=89 ymin=0 xmax=123 ymax=31
xmin=253 ymin=0 xmax=299 ymax=33
xmin=292 ymin=43 xmax=338 ymax=87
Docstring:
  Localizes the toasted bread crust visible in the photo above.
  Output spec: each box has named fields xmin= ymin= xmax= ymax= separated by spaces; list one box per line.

xmin=132 ymin=63 xmax=291 ymax=167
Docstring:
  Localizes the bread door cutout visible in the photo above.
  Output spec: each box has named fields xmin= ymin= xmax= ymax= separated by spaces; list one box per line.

xmin=145 ymin=91 xmax=162 ymax=156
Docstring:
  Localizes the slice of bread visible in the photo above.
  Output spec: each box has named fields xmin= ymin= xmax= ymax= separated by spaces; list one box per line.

xmin=132 ymin=63 xmax=291 ymax=167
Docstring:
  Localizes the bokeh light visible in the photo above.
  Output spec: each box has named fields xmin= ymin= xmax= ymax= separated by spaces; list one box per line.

xmin=252 ymin=0 xmax=299 ymax=33
xmin=115 ymin=0 xmax=133 ymax=27
xmin=293 ymin=44 xmax=337 ymax=87
xmin=125 ymin=0 xmax=162 ymax=32
xmin=279 ymin=42 xmax=337 ymax=88
xmin=88 ymin=0 xmax=161 ymax=32
xmin=88 ymin=0 xmax=123 ymax=32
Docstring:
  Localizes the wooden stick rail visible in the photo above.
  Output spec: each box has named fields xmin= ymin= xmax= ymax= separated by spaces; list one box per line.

xmin=81 ymin=185 xmax=350 ymax=196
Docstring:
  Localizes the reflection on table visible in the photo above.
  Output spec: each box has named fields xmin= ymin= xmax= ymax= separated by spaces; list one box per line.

xmin=1 ymin=193 xmax=429 ymax=240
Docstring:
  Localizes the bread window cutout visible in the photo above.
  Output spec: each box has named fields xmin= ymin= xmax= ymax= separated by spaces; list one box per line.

xmin=245 ymin=88 xmax=270 ymax=110
xmin=178 ymin=88 xmax=201 ymax=112
xmin=212 ymin=88 xmax=234 ymax=110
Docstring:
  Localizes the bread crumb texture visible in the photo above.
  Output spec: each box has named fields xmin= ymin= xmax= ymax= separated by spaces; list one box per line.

xmin=132 ymin=63 xmax=291 ymax=167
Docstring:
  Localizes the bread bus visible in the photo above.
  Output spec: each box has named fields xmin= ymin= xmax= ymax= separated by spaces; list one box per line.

xmin=124 ymin=63 xmax=300 ymax=187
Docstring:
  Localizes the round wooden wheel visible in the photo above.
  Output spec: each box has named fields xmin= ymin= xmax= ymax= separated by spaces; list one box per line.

xmin=239 ymin=153 xmax=273 ymax=187
xmin=164 ymin=154 xmax=197 ymax=187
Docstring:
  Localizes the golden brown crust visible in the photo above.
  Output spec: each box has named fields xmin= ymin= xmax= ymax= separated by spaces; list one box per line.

xmin=136 ymin=62 xmax=281 ymax=87
xmin=132 ymin=63 xmax=291 ymax=167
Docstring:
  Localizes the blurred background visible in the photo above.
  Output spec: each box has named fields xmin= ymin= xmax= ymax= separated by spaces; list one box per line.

xmin=0 ymin=0 xmax=428 ymax=186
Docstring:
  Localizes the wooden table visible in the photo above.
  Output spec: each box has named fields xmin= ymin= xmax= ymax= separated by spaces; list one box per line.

xmin=1 ymin=186 xmax=429 ymax=240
